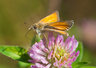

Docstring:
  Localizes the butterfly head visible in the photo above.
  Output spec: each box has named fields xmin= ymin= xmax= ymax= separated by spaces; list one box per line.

xmin=33 ymin=25 xmax=37 ymax=30
xmin=32 ymin=23 xmax=42 ymax=36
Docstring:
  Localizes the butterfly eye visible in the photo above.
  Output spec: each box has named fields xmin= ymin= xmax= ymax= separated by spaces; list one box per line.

xmin=33 ymin=26 xmax=37 ymax=29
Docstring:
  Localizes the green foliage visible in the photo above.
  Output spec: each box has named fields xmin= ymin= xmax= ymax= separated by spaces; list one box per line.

xmin=18 ymin=62 xmax=32 ymax=68
xmin=80 ymin=66 xmax=96 ymax=68
xmin=31 ymin=35 xmax=41 ymax=45
xmin=0 ymin=35 xmax=42 ymax=68
xmin=0 ymin=46 xmax=30 ymax=63
xmin=72 ymin=42 xmax=84 ymax=68
xmin=76 ymin=42 xmax=83 ymax=62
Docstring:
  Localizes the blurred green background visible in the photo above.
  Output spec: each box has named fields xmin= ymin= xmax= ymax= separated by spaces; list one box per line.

xmin=0 ymin=0 xmax=96 ymax=68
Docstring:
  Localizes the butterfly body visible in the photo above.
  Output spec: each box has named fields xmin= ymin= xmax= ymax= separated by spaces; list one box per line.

xmin=31 ymin=11 xmax=74 ymax=36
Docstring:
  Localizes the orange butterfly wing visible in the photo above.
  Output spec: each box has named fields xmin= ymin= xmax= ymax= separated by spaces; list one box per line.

xmin=39 ymin=11 xmax=60 ymax=25
xmin=45 ymin=20 xmax=74 ymax=31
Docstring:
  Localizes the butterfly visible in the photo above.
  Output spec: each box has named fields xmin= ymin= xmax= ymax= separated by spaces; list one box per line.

xmin=29 ymin=11 xmax=74 ymax=36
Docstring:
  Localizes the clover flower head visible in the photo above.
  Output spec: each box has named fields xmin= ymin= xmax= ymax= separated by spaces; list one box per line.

xmin=28 ymin=33 xmax=79 ymax=68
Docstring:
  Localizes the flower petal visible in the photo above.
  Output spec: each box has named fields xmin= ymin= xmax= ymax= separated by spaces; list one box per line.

xmin=56 ymin=35 xmax=64 ymax=45
xmin=31 ymin=65 xmax=38 ymax=68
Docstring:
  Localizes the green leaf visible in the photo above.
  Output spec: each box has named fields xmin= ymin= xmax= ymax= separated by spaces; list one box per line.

xmin=72 ymin=42 xmax=83 ymax=68
xmin=77 ymin=62 xmax=88 ymax=65
xmin=31 ymin=35 xmax=41 ymax=45
xmin=75 ymin=42 xmax=83 ymax=62
xmin=0 ymin=46 xmax=30 ymax=63
xmin=80 ymin=66 xmax=96 ymax=68
xmin=18 ymin=61 xmax=32 ymax=68
xmin=72 ymin=62 xmax=88 ymax=68
xmin=76 ymin=42 xmax=83 ymax=62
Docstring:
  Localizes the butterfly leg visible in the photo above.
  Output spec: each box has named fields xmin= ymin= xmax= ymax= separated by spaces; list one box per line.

xmin=42 ymin=32 xmax=49 ymax=46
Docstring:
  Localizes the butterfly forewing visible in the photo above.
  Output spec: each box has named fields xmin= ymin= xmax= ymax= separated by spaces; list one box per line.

xmin=39 ymin=11 xmax=60 ymax=25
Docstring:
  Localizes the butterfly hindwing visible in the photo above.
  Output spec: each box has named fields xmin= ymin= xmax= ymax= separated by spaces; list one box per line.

xmin=44 ymin=20 xmax=74 ymax=31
